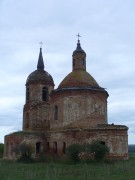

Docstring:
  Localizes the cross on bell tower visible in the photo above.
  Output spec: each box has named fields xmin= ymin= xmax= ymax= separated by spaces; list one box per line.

xmin=76 ymin=33 xmax=81 ymax=41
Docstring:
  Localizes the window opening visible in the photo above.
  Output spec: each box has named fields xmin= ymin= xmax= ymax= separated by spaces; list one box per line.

xmin=53 ymin=142 xmax=57 ymax=154
xmin=46 ymin=142 xmax=49 ymax=152
xmin=42 ymin=87 xmax=48 ymax=101
xmin=82 ymin=59 xmax=85 ymax=66
xmin=36 ymin=142 xmax=41 ymax=154
xmin=63 ymin=142 xmax=66 ymax=154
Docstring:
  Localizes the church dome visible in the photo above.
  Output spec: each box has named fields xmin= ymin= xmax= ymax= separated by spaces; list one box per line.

xmin=58 ymin=70 xmax=99 ymax=89
xmin=26 ymin=48 xmax=54 ymax=86
xmin=26 ymin=70 xmax=54 ymax=85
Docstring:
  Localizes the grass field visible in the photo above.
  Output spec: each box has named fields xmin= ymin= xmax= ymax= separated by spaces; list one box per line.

xmin=0 ymin=156 xmax=135 ymax=180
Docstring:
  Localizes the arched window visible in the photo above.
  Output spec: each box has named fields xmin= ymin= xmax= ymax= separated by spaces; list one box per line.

xmin=26 ymin=87 xmax=30 ymax=101
xmin=26 ymin=113 xmax=29 ymax=128
xmin=42 ymin=87 xmax=49 ymax=101
xmin=54 ymin=105 xmax=58 ymax=120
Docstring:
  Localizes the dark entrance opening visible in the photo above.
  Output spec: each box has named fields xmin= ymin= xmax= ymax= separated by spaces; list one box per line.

xmin=53 ymin=142 xmax=57 ymax=154
xmin=36 ymin=142 xmax=41 ymax=154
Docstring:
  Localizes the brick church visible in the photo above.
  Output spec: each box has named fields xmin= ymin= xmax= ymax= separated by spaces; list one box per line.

xmin=4 ymin=38 xmax=128 ymax=160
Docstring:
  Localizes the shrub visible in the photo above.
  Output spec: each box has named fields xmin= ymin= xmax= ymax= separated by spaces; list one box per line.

xmin=90 ymin=140 xmax=109 ymax=161
xmin=67 ymin=141 xmax=109 ymax=163
xmin=15 ymin=143 xmax=33 ymax=163
xmin=67 ymin=144 xmax=82 ymax=163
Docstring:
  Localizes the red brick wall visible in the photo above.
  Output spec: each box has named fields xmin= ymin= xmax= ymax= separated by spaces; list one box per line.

xmin=50 ymin=89 xmax=108 ymax=129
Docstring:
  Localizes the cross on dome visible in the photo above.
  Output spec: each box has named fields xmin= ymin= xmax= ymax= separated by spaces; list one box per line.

xmin=76 ymin=33 xmax=81 ymax=40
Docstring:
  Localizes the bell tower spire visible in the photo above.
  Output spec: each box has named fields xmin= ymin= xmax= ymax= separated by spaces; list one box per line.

xmin=37 ymin=47 xmax=44 ymax=70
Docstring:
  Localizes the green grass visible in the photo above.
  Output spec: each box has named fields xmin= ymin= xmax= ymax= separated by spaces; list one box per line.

xmin=0 ymin=156 xmax=135 ymax=180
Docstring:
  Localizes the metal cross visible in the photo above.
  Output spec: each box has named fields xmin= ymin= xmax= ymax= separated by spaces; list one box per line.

xmin=39 ymin=41 xmax=43 ymax=48
xmin=76 ymin=33 xmax=81 ymax=40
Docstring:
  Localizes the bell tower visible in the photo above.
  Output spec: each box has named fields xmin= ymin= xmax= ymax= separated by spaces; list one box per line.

xmin=72 ymin=34 xmax=86 ymax=71
xmin=23 ymin=48 xmax=54 ymax=131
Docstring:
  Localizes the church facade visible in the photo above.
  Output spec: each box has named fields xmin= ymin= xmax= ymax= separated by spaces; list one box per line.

xmin=4 ymin=39 xmax=128 ymax=160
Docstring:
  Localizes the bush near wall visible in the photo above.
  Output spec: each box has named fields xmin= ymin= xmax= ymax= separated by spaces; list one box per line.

xmin=14 ymin=143 xmax=34 ymax=163
xmin=67 ymin=144 xmax=82 ymax=163
xmin=67 ymin=141 xmax=109 ymax=163
xmin=90 ymin=140 xmax=109 ymax=161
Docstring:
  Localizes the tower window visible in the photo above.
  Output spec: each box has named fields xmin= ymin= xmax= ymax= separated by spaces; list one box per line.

xmin=63 ymin=142 xmax=66 ymax=154
xmin=53 ymin=142 xmax=57 ymax=154
xmin=42 ymin=87 xmax=49 ymax=101
xmin=36 ymin=142 xmax=41 ymax=154
xmin=26 ymin=113 xmax=29 ymax=128
xmin=26 ymin=87 xmax=30 ymax=101
xmin=82 ymin=59 xmax=85 ymax=66
xmin=54 ymin=105 xmax=58 ymax=120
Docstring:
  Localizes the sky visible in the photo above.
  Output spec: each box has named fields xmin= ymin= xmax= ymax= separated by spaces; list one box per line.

xmin=0 ymin=0 xmax=135 ymax=144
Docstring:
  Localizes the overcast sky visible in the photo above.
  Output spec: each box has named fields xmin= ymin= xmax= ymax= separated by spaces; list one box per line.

xmin=0 ymin=0 xmax=135 ymax=144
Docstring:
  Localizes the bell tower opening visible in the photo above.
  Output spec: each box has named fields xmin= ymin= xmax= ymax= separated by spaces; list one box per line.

xmin=42 ymin=87 xmax=49 ymax=101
